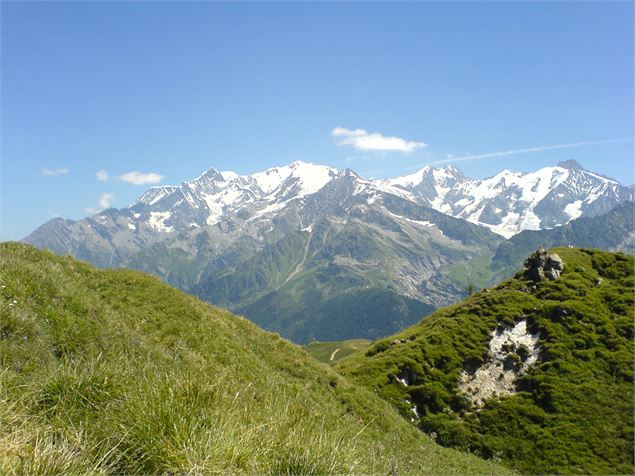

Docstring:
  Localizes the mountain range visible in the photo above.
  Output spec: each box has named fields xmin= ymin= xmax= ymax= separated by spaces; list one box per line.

xmin=24 ymin=159 xmax=634 ymax=342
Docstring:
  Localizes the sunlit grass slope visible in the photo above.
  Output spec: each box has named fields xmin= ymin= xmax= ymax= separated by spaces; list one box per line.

xmin=303 ymin=339 xmax=372 ymax=364
xmin=0 ymin=242 xmax=508 ymax=475
xmin=339 ymin=248 xmax=634 ymax=475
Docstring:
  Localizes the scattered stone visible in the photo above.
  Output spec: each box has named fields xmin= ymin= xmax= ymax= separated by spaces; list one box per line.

xmin=595 ymin=277 xmax=603 ymax=286
xmin=395 ymin=368 xmax=418 ymax=387
xmin=524 ymin=248 xmax=565 ymax=282
xmin=405 ymin=399 xmax=421 ymax=419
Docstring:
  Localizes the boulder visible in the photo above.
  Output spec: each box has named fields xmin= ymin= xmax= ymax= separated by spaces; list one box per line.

xmin=524 ymin=249 xmax=565 ymax=282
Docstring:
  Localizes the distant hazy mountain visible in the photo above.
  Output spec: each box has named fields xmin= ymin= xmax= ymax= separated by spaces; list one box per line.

xmin=23 ymin=159 xmax=633 ymax=342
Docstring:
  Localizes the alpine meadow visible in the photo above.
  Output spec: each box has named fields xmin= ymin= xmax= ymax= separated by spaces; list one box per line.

xmin=2 ymin=1 xmax=634 ymax=475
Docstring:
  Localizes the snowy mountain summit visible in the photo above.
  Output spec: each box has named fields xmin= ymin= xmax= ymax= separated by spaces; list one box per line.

xmin=130 ymin=159 xmax=631 ymax=239
xmin=388 ymin=159 xmax=633 ymax=237
xmin=130 ymin=161 xmax=343 ymax=231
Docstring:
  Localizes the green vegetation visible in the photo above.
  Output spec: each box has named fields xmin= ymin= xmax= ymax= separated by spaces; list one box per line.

xmin=445 ymin=253 xmax=495 ymax=294
xmin=0 ymin=242 xmax=508 ymax=475
xmin=195 ymin=224 xmax=439 ymax=343
xmin=339 ymin=248 xmax=634 ymax=475
xmin=303 ymin=339 xmax=372 ymax=364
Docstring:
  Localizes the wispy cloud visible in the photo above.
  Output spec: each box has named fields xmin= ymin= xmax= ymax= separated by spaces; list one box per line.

xmin=99 ymin=192 xmax=115 ymax=209
xmin=119 ymin=171 xmax=164 ymax=185
xmin=428 ymin=137 xmax=633 ymax=166
xmin=332 ymin=127 xmax=426 ymax=152
xmin=96 ymin=170 xmax=109 ymax=182
xmin=41 ymin=167 xmax=69 ymax=177
xmin=85 ymin=192 xmax=115 ymax=214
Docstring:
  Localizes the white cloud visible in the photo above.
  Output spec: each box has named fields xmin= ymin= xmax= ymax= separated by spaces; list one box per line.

xmin=41 ymin=167 xmax=69 ymax=177
xmin=96 ymin=170 xmax=109 ymax=182
xmin=332 ymin=127 xmax=426 ymax=152
xmin=119 ymin=171 xmax=164 ymax=185
xmin=99 ymin=192 xmax=115 ymax=209
xmin=85 ymin=192 xmax=115 ymax=214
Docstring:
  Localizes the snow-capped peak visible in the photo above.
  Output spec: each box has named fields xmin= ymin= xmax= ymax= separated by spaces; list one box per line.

xmin=388 ymin=164 xmax=466 ymax=189
xmin=133 ymin=185 xmax=178 ymax=206
xmin=250 ymin=161 xmax=339 ymax=196
xmin=387 ymin=166 xmax=432 ymax=188
xmin=220 ymin=170 xmax=240 ymax=181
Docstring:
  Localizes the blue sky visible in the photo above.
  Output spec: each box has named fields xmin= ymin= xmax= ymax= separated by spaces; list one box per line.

xmin=2 ymin=1 xmax=633 ymax=240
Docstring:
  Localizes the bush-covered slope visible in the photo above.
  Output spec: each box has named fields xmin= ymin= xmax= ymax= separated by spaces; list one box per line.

xmin=0 ymin=243 xmax=507 ymax=475
xmin=339 ymin=248 xmax=634 ymax=475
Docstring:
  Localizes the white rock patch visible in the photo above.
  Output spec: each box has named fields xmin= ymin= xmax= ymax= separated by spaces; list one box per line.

xmin=405 ymin=399 xmax=421 ymax=421
xmin=459 ymin=320 xmax=540 ymax=406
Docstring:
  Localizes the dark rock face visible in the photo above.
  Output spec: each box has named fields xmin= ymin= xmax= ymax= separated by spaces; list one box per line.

xmin=524 ymin=248 xmax=565 ymax=282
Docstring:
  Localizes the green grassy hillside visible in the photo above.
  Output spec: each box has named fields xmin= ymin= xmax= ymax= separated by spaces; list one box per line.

xmin=0 ymin=242 xmax=507 ymax=475
xmin=339 ymin=248 xmax=634 ymax=475
xmin=303 ymin=339 xmax=372 ymax=364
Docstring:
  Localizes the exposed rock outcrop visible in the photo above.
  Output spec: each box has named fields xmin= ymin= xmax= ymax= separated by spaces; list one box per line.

xmin=459 ymin=320 xmax=540 ymax=406
xmin=524 ymin=248 xmax=565 ymax=281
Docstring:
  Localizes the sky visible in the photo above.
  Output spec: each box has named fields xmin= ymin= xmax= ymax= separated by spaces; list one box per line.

xmin=1 ymin=1 xmax=633 ymax=240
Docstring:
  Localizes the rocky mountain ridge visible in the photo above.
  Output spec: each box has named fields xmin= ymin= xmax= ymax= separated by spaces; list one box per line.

xmin=387 ymin=159 xmax=633 ymax=237
xmin=23 ymin=160 xmax=633 ymax=342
